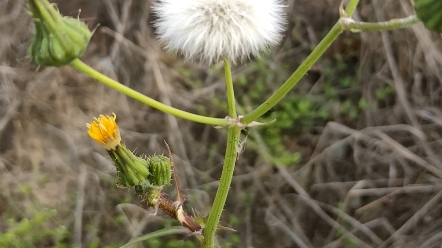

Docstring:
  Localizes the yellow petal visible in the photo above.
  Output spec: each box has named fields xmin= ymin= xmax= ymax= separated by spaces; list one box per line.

xmin=86 ymin=113 xmax=121 ymax=150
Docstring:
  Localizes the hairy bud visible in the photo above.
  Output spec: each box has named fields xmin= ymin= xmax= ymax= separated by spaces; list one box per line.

xmin=28 ymin=0 xmax=92 ymax=67
xmin=147 ymin=155 xmax=172 ymax=187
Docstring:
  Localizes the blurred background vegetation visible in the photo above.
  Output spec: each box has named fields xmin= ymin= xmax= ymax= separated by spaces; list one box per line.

xmin=1 ymin=0 xmax=442 ymax=247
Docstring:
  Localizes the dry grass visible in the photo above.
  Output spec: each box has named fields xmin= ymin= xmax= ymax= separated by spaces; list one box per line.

xmin=1 ymin=0 xmax=442 ymax=247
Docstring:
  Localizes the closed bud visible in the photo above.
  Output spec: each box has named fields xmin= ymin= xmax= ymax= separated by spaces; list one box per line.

xmin=28 ymin=0 xmax=92 ymax=67
xmin=414 ymin=0 xmax=442 ymax=33
xmin=110 ymin=146 xmax=150 ymax=188
xmin=147 ymin=155 xmax=172 ymax=187
xmin=145 ymin=188 xmax=161 ymax=207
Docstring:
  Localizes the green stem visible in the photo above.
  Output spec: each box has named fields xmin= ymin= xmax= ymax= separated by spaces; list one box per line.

xmin=242 ymin=0 xmax=360 ymax=124
xmin=202 ymin=127 xmax=241 ymax=248
xmin=203 ymin=59 xmax=239 ymax=247
xmin=242 ymin=24 xmax=343 ymax=124
xmin=224 ymin=59 xmax=237 ymax=118
xmin=341 ymin=15 xmax=420 ymax=31
xmin=69 ymin=59 xmax=227 ymax=126
xmin=344 ymin=0 xmax=360 ymax=16
xmin=32 ymin=0 xmax=69 ymax=50
xmin=32 ymin=0 xmax=58 ymax=32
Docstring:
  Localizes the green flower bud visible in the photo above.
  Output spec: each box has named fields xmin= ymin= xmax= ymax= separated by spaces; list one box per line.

xmin=28 ymin=0 xmax=92 ymax=67
xmin=108 ymin=145 xmax=150 ymax=188
xmin=147 ymin=155 xmax=172 ymax=187
xmin=145 ymin=188 xmax=161 ymax=207
xmin=414 ymin=0 xmax=442 ymax=33
xmin=134 ymin=181 xmax=160 ymax=206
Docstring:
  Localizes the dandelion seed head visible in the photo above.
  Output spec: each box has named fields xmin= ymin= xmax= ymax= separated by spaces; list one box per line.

xmin=153 ymin=0 xmax=286 ymax=64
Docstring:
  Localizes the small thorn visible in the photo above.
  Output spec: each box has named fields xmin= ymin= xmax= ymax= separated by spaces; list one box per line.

xmin=164 ymin=141 xmax=185 ymax=205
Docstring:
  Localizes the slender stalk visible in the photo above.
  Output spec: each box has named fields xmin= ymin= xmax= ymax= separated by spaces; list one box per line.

xmin=224 ymin=59 xmax=237 ymax=118
xmin=32 ymin=0 xmax=58 ymax=32
xmin=203 ymin=59 xmax=239 ymax=247
xmin=345 ymin=0 xmax=360 ymax=16
xmin=242 ymin=24 xmax=343 ymax=124
xmin=242 ymin=0 xmax=360 ymax=124
xmin=341 ymin=15 xmax=420 ymax=31
xmin=32 ymin=0 xmax=70 ymax=51
xmin=69 ymin=59 xmax=227 ymax=126
xmin=202 ymin=127 xmax=241 ymax=248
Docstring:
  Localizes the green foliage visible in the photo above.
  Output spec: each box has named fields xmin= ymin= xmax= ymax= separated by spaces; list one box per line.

xmin=113 ymin=214 xmax=126 ymax=224
xmin=375 ymin=86 xmax=393 ymax=100
xmin=87 ymin=237 xmax=100 ymax=248
xmin=227 ymin=214 xmax=239 ymax=228
xmin=245 ymin=56 xmax=361 ymax=165
xmin=220 ymin=233 xmax=241 ymax=248
xmin=414 ymin=0 xmax=442 ymax=33
xmin=0 ymin=209 xmax=68 ymax=248
xmin=18 ymin=185 xmax=33 ymax=195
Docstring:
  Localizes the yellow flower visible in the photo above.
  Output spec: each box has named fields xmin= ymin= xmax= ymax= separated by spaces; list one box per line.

xmin=87 ymin=113 xmax=121 ymax=150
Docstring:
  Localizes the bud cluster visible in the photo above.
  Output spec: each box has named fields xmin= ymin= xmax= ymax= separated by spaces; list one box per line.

xmin=86 ymin=114 xmax=203 ymax=233
xmin=86 ymin=114 xmax=172 ymax=189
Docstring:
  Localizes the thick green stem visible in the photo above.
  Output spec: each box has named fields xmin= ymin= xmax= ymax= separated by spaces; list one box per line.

xmin=202 ymin=127 xmax=241 ymax=248
xmin=224 ymin=59 xmax=237 ymax=118
xmin=341 ymin=15 xmax=420 ymax=31
xmin=345 ymin=0 xmax=360 ymax=16
xmin=203 ymin=59 xmax=239 ymax=247
xmin=242 ymin=0 xmax=360 ymax=124
xmin=69 ymin=59 xmax=227 ymax=126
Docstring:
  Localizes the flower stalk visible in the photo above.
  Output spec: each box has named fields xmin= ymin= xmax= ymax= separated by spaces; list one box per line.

xmin=224 ymin=59 xmax=237 ymax=119
xmin=70 ymin=59 xmax=228 ymax=127
xmin=241 ymin=0 xmax=361 ymax=124
xmin=203 ymin=58 xmax=241 ymax=247
xmin=202 ymin=126 xmax=241 ymax=248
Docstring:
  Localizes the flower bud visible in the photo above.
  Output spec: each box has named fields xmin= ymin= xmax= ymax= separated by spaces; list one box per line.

xmin=110 ymin=146 xmax=150 ymax=188
xmin=414 ymin=0 xmax=442 ymax=33
xmin=147 ymin=155 xmax=172 ymax=187
xmin=134 ymin=183 xmax=161 ymax=207
xmin=145 ymin=188 xmax=161 ymax=207
xmin=28 ymin=0 xmax=92 ymax=67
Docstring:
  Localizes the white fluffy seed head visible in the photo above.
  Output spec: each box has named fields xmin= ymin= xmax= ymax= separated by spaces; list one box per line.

xmin=152 ymin=0 xmax=286 ymax=64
